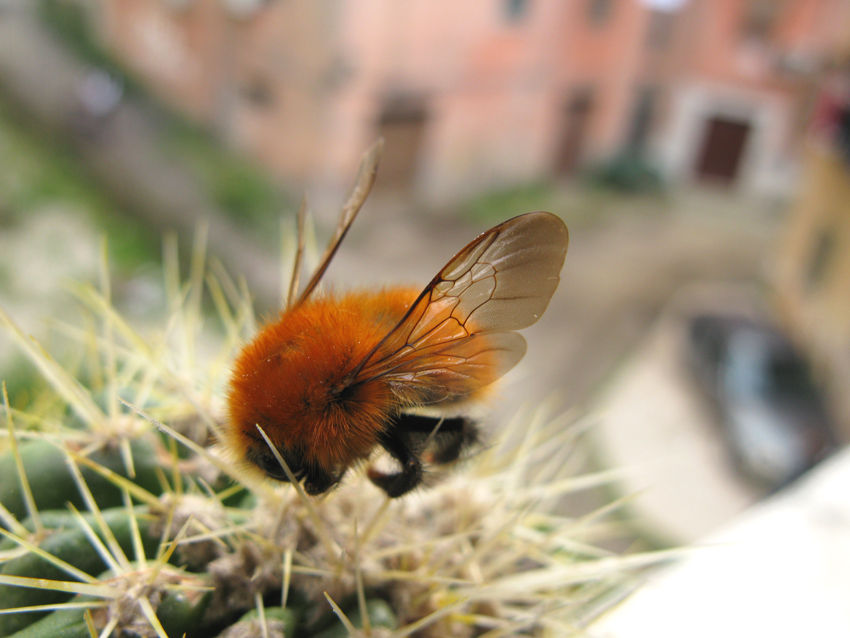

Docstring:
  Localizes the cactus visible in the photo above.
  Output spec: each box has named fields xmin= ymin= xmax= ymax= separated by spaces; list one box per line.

xmin=0 ymin=156 xmax=671 ymax=638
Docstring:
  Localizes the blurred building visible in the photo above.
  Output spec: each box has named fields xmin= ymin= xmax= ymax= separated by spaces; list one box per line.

xmin=774 ymin=21 xmax=850 ymax=439
xmin=92 ymin=0 xmax=850 ymax=204
xmin=650 ymin=0 xmax=849 ymax=195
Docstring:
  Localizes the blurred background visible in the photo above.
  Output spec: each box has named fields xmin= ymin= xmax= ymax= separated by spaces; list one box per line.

xmin=1 ymin=0 xmax=850 ymax=550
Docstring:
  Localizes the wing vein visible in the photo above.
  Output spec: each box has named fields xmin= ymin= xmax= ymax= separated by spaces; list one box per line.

xmin=351 ymin=212 xmax=568 ymax=405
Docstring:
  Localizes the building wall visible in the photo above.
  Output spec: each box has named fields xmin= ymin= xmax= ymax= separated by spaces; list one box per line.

xmin=96 ymin=0 xmax=659 ymax=204
xmin=330 ymin=0 xmax=571 ymax=204
xmin=773 ymin=13 xmax=850 ymax=436
xmin=224 ymin=3 xmax=339 ymax=185
xmin=658 ymin=81 xmax=794 ymax=191
xmin=652 ymin=0 xmax=850 ymax=196
xmin=775 ymin=145 xmax=850 ymax=438
xmin=100 ymin=0 xmax=227 ymax=121
xmin=95 ymin=0 xmax=850 ymax=204
xmin=556 ymin=0 xmax=651 ymax=161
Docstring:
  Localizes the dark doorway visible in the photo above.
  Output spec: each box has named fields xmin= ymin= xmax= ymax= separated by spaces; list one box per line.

xmin=554 ymin=89 xmax=594 ymax=176
xmin=695 ymin=116 xmax=752 ymax=183
xmin=374 ymin=97 xmax=428 ymax=193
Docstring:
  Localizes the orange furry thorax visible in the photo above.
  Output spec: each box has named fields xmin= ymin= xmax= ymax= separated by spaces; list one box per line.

xmin=226 ymin=288 xmax=418 ymax=469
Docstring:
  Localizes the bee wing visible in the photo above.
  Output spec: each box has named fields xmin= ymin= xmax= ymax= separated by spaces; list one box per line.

xmin=352 ymin=211 xmax=569 ymax=404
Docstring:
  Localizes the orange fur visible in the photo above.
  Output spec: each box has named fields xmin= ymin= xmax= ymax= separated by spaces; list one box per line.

xmin=226 ymin=287 xmax=418 ymax=472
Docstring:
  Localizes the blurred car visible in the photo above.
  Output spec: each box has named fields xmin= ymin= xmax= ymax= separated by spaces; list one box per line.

xmin=687 ymin=313 xmax=837 ymax=490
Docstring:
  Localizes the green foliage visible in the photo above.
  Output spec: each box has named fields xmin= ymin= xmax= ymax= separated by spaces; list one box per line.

xmin=0 ymin=507 xmax=161 ymax=635
xmin=5 ymin=599 xmax=92 ymax=638
xmin=229 ymin=606 xmax=299 ymax=637
xmin=0 ymin=438 xmax=163 ymax=521
xmin=0 ymin=98 xmax=160 ymax=273
xmin=37 ymin=0 xmax=291 ymax=238
xmin=315 ymin=599 xmax=397 ymax=637
xmin=38 ymin=0 xmax=121 ymax=76
xmin=462 ymin=181 xmax=559 ymax=225
xmin=0 ymin=357 xmax=45 ymax=412
xmin=161 ymin=117 xmax=292 ymax=232
xmin=586 ymin=152 xmax=665 ymax=194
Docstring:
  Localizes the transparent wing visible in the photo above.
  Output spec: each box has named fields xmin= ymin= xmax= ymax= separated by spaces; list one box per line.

xmin=351 ymin=211 xmax=569 ymax=404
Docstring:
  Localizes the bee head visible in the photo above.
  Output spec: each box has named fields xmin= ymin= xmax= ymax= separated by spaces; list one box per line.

xmin=246 ymin=442 xmax=301 ymax=482
xmin=244 ymin=436 xmax=343 ymax=495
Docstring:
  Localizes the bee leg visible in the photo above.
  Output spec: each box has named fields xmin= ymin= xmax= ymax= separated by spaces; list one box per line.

xmin=429 ymin=419 xmax=480 ymax=465
xmin=367 ymin=429 xmax=423 ymax=498
xmin=303 ymin=464 xmax=343 ymax=496
xmin=393 ymin=413 xmax=479 ymax=466
xmin=393 ymin=413 xmax=465 ymax=435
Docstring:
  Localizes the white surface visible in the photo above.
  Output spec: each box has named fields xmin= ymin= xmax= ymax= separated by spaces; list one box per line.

xmin=592 ymin=447 xmax=850 ymax=637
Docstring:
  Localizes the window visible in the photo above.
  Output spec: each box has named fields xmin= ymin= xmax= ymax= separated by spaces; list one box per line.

xmin=241 ymin=76 xmax=275 ymax=108
xmin=588 ymin=0 xmax=614 ymax=27
xmin=694 ymin=117 xmax=751 ymax=183
xmin=374 ymin=96 xmax=429 ymax=192
xmin=626 ymin=86 xmax=658 ymax=153
xmin=646 ymin=10 xmax=675 ymax=50
xmin=504 ymin=0 xmax=530 ymax=23
xmin=741 ymin=0 xmax=783 ymax=42
xmin=553 ymin=88 xmax=595 ymax=175
xmin=806 ymin=227 xmax=836 ymax=291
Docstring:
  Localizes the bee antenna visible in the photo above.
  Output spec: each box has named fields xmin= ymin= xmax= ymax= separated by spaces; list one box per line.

xmin=285 ymin=195 xmax=309 ymax=309
xmin=295 ymin=139 xmax=383 ymax=305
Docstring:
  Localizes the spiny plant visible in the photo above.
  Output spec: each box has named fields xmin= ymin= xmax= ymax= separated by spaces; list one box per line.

xmin=0 ymin=147 xmax=674 ymax=638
